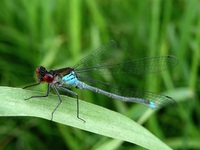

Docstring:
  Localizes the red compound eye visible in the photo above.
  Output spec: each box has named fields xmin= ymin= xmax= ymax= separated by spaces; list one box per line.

xmin=43 ymin=74 xmax=54 ymax=83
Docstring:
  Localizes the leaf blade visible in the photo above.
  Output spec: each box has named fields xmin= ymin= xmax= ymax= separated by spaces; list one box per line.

xmin=0 ymin=86 xmax=171 ymax=150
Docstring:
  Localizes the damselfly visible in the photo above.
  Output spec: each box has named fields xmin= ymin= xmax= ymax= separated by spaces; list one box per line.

xmin=23 ymin=40 xmax=177 ymax=122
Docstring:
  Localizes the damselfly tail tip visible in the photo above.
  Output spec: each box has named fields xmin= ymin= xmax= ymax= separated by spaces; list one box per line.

xmin=149 ymin=102 xmax=157 ymax=109
xmin=149 ymin=96 xmax=177 ymax=110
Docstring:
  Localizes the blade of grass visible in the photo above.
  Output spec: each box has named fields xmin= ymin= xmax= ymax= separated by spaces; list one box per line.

xmin=0 ymin=86 xmax=172 ymax=150
xmin=177 ymin=0 xmax=198 ymax=74
xmin=69 ymin=0 xmax=82 ymax=61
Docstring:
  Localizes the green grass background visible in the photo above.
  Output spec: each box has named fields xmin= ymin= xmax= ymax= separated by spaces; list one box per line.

xmin=0 ymin=0 xmax=199 ymax=149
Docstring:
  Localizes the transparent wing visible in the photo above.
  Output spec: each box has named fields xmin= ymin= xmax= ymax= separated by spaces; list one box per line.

xmin=110 ymin=86 xmax=177 ymax=108
xmin=74 ymin=41 xmax=178 ymax=76
xmin=73 ymin=40 xmax=119 ymax=70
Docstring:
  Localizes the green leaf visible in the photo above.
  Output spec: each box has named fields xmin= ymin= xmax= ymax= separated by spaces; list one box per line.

xmin=0 ymin=86 xmax=172 ymax=150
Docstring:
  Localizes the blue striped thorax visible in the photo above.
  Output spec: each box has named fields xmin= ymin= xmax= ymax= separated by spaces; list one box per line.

xmin=62 ymin=71 xmax=79 ymax=87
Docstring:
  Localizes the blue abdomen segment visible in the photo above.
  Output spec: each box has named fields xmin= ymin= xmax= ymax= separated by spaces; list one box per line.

xmin=62 ymin=71 xmax=79 ymax=87
xmin=148 ymin=102 xmax=156 ymax=109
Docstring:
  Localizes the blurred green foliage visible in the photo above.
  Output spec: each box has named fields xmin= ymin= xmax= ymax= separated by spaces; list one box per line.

xmin=0 ymin=0 xmax=200 ymax=149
